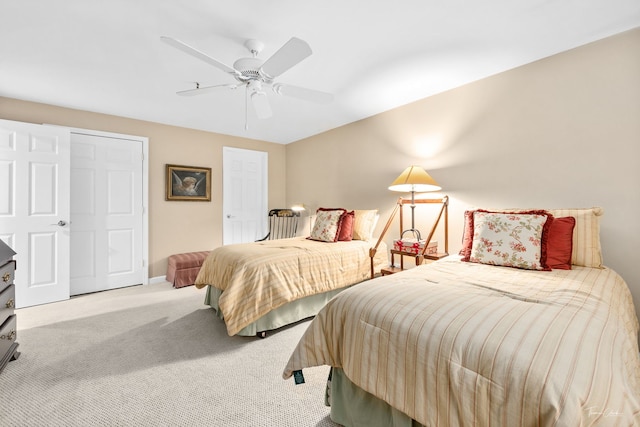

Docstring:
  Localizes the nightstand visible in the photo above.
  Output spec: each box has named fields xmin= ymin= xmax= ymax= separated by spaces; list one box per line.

xmin=381 ymin=250 xmax=448 ymax=275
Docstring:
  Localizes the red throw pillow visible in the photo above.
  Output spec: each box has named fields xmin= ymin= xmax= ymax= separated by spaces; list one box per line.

xmin=459 ymin=210 xmax=475 ymax=258
xmin=337 ymin=211 xmax=355 ymax=241
xmin=546 ymin=216 xmax=576 ymax=270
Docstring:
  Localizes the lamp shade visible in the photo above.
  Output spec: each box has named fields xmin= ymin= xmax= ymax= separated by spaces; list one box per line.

xmin=388 ymin=165 xmax=441 ymax=193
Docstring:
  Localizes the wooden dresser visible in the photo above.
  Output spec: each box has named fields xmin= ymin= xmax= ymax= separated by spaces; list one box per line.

xmin=0 ymin=240 xmax=19 ymax=374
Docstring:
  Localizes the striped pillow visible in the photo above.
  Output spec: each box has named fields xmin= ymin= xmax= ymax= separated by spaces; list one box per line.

xmin=547 ymin=207 xmax=603 ymax=268
xmin=352 ymin=209 xmax=378 ymax=240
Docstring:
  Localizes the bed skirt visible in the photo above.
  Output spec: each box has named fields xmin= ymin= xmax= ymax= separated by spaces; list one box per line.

xmin=204 ymin=285 xmax=347 ymax=337
xmin=328 ymin=368 xmax=424 ymax=427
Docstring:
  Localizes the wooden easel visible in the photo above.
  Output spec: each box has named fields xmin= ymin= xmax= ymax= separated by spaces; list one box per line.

xmin=369 ymin=195 xmax=449 ymax=278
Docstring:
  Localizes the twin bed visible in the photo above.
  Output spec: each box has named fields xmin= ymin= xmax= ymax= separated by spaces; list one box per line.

xmin=194 ymin=209 xmax=387 ymax=337
xmin=283 ymin=207 xmax=640 ymax=426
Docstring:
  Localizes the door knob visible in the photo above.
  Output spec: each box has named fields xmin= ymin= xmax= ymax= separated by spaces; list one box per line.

xmin=50 ymin=220 xmax=67 ymax=227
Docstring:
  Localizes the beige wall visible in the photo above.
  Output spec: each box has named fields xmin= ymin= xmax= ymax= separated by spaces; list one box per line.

xmin=287 ymin=28 xmax=640 ymax=321
xmin=1 ymin=28 xmax=638 ymax=322
xmin=0 ymin=98 xmax=287 ymax=278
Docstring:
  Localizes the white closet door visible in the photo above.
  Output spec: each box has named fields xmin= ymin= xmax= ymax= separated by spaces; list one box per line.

xmin=70 ymin=132 xmax=144 ymax=295
xmin=0 ymin=119 xmax=71 ymax=308
xmin=222 ymin=147 xmax=268 ymax=245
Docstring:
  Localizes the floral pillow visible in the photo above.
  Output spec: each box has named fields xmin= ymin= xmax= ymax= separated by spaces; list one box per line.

xmin=309 ymin=208 xmax=347 ymax=242
xmin=466 ymin=211 xmax=552 ymax=271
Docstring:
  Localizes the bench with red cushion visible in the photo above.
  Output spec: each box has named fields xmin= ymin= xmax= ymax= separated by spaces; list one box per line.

xmin=166 ymin=251 xmax=210 ymax=288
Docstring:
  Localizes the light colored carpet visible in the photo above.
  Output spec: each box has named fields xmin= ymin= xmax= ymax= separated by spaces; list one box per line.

xmin=0 ymin=282 xmax=340 ymax=427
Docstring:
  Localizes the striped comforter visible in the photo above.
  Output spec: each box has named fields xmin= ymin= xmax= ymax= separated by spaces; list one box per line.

xmin=284 ymin=257 xmax=640 ymax=426
xmin=194 ymin=237 xmax=388 ymax=336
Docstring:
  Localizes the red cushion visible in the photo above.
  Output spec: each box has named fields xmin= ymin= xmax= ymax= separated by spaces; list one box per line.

xmin=168 ymin=251 xmax=210 ymax=268
xmin=458 ymin=210 xmax=475 ymax=258
xmin=546 ymin=217 xmax=576 ymax=270
xmin=337 ymin=211 xmax=354 ymax=241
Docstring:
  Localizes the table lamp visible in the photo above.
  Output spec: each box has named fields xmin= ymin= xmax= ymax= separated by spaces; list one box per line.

xmin=388 ymin=165 xmax=441 ymax=240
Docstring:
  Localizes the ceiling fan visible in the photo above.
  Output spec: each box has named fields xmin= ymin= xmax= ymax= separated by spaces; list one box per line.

xmin=161 ymin=36 xmax=333 ymax=123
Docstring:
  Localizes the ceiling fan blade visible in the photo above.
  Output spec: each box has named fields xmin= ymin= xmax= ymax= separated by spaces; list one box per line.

xmin=259 ymin=37 xmax=312 ymax=79
xmin=272 ymin=83 xmax=333 ymax=104
xmin=161 ymin=36 xmax=240 ymax=77
xmin=176 ymin=84 xmax=238 ymax=96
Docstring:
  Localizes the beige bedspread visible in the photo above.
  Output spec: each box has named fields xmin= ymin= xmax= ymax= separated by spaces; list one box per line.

xmin=195 ymin=237 xmax=388 ymax=336
xmin=284 ymin=257 xmax=640 ymax=426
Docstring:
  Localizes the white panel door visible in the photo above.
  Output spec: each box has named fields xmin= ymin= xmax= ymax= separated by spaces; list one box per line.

xmin=70 ymin=132 xmax=144 ymax=295
xmin=0 ymin=119 xmax=70 ymax=308
xmin=222 ymin=147 xmax=267 ymax=245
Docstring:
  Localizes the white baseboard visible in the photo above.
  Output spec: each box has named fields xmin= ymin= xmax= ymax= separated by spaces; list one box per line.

xmin=149 ymin=275 xmax=169 ymax=285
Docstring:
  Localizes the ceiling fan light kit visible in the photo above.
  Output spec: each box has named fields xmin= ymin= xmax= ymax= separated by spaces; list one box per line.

xmin=161 ymin=35 xmax=333 ymax=126
xmin=247 ymin=81 xmax=272 ymax=119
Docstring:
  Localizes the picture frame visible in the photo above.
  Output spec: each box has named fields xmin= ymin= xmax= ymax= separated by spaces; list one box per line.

xmin=166 ymin=164 xmax=211 ymax=201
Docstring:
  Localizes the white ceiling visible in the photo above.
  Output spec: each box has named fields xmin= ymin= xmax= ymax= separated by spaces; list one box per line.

xmin=2 ymin=1 xmax=639 ymax=144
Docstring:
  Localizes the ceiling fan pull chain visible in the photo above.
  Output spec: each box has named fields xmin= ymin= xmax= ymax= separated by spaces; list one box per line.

xmin=244 ymin=85 xmax=249 ymax=130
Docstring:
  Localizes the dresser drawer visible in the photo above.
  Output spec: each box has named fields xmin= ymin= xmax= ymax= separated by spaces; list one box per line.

xmin=0 ymin=283 xmax=16 ymax=320
xmin=0 ymin=314 xmax=17 ymax=358
xmin=0 ymin=260 xmax=16 ymax=286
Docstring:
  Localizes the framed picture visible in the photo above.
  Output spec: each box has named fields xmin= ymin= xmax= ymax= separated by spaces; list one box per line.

xmin=166 ymin=164 xmax=211 ymax=201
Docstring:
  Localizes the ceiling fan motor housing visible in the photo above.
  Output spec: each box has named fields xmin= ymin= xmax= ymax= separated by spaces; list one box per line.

xmin=233 ymin=57 xmax=269 ymax=82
